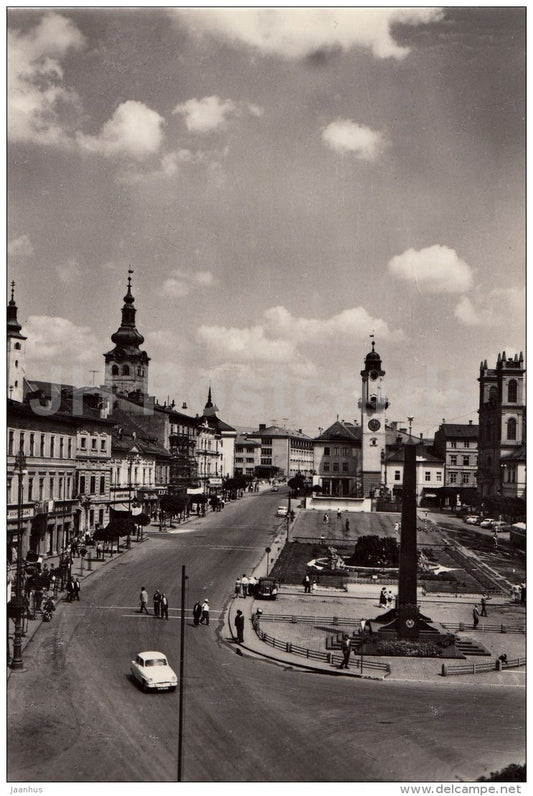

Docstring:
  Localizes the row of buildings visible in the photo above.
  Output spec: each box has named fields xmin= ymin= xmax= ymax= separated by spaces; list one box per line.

xmin=7 ymin=275 xmax=525 ymax=564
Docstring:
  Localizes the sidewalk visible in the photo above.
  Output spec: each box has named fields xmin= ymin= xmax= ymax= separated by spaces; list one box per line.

xmin=225 ymin=583 xmax=526 ymax=686
xmin=7 ymin=540 xmax=138 ymax=677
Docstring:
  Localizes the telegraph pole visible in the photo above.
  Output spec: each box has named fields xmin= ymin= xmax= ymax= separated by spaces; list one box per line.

xmin=177 ymin=564 xmax=187 ymax=781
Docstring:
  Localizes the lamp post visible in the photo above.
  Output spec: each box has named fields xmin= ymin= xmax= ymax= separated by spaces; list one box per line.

xmin=127 ymin=453 xmax=137 ymax=549
xmin=11 ymin=451 xmax=27 ymax=671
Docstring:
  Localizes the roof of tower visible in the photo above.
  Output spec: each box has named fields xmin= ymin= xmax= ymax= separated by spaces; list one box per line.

xmin=7 ymin=282 xmax=26 ymax=340
xmin=109 ymin=271 xmax=146 ymax=349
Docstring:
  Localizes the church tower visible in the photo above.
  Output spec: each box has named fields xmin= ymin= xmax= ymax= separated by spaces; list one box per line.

xmin=104 ymin=271 xmax=150 ymax=396
xmin=7 ymin=282 xmax=26 ymax=403
xmin=359 ymin=340 xmax=388 ymax=496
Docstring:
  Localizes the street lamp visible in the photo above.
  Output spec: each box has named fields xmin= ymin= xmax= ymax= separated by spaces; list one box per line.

xmin=127 ymin=453 xmax=137 ymax=549
xmin=11 ymin=451 xmax=27 ymax=671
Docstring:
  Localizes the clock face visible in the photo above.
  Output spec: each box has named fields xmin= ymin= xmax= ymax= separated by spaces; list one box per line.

xmin=368 ymin=419 xmax=381 ymax=432
xmin=370 ymin=370 xmax=379 ymax=380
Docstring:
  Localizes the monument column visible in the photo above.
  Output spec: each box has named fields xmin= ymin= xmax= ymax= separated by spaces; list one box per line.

xmin=398 ymin=442 xmax=418 ymax=606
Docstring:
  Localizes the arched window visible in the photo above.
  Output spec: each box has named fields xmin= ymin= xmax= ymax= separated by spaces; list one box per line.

xmin=507 ymin=417 xmax=517 ymax=441
xmin=14 ymin=342 xmax=21 ymax=350
xmin=111 ymin=365 xmax=119 ymax=375
xmin=137 ymin=366 xmax=144 ymax=376
xmin=488 ymin=386 xmax=498 ymax=405
xmin=508 ymin=379 xmax=518 ymax=403
xmin=122 ymin=365 xmax=130 ymax=376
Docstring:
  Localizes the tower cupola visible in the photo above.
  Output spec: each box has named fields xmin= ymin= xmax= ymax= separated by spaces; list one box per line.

xmin=7 ymin=282 xmax=27 ymax=402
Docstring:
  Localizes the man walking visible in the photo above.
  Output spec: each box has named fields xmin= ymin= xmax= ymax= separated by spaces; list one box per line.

xmin=235 ymin=609 xmax=245 ymax=643
xmin=193 ymin=600 xmax=202 ymax=626
xmin=303 ymin=574 xmax=311 ymax=594
xmin=200 ymin=598 xmax=210 ymax=625
xmin=339 ymin=634 xmax=351 ymax=669
xmin=160 ymin=593 xmax=169 ymax=620
xmin=241 ymin=575 xmax=249 ymax=597
xmin=480 ymin=594 xmax=489 ymax=617
xmin=139 ymin=586 xmax=149 ymax=614
xmin=473 ymin=604 xmax=480 ymax=629
xmin=153 ymin=589 xmax=161 ymax=618
xmin=73 ymin=578 xmax=81 ymax=601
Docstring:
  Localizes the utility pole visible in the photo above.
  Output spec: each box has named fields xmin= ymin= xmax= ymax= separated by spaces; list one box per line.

xmin=177 ymin=564 xmax=187 ymax=781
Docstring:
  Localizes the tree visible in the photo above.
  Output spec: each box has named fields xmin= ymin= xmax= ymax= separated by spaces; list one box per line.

xmin=347 ymin=535 xmax=399 ymax=567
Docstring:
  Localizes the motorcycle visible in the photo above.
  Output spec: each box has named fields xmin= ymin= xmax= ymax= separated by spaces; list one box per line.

xmin=41 ymin=597 xmax=56 ymax=622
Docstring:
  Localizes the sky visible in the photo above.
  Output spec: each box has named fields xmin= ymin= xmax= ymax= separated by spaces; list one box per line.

xmin=7 ymin=7 xmax=525 ymax=439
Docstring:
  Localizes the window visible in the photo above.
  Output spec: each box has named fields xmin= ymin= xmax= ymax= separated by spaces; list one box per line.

xmin=50 ymin=436 xmax=55 ymax=457
xmin=100 ymin=439 xmax=106 ymax=451
xmin=67 ymin=477 xmax=72 ymax=498
xmin=59 ymin=477 xmax=64 ymax=499
xmin=91 ymin=438 xmax=97 ymax=450
xmin=19 ymin=432 xmax=25 ymax=453
xmin=40 ymin=434 xmax=46 ymax=456
xmin=333 ymin=448 xmax=339 ymax=456
xmin=49 ymin=477 xmax=55 ymax=498
xmin=342 ymin=448 xmax=349 ymax=456
xmin=394 ymin=470 xmax=401 ymax=481
xmin=324 ymin=447 xmax=330 ymax=456
xmin=14 ymin=342 xmax=21 ymax=350
xmin=436 ymin=472 xmax=442 ymax=482
xmin=425 ymin=471 xmax=431 ymax=481
xmin=507 ymin=418 xmax=517 ymax=441
xmin=29 ymin=433 xmax=35 ymax=456
xmin=68 ymin=438 xmax=72 ymax=458
xmin=99 ymin=508 xmax=105 ymax=525
xmin=122 ymin=365 xmax=130 ymax=376
xmin=449 ymin=473 xmax=457 ymax=484
xmin=28 ymin=477 xmax=34 ymax=501
xmin=39 ymin=478 xmax=44 ymax=500
xmin=508 ymin=379 xmax=518 ymax=403
xmin=342 ymin=462 xmax=349 ymax=472
xmin=80 ymin=437 xmax=87 ymax=450
xmin=450 ymin=455 xmax=457 ymax=466
xmin=463 ymin=456 xmax=470 ymax=466
xmin=59 ymin=437 xmax=64 ymax=458
xmin=79 ymin=475 xmax=86 ymax=495
xmin=7 ymin=478 xmax=12 ymax=503
xmin=333 ymin=462 xmax=339 ymax=472
xmin=100 ymin=475 xmax=106 ymax=494
xmin=463 ymin=440 xmax=470 ymax=448
xmin=112 ymin=365 xmax=119 ymax=375
xmin=324 ymin=463 xmax=330 ymax=472
xmin=462 ymin=473 xmax=470 ymax=484
xmin=90 ymin=475 xmax=96 ymax=494
xmin=450 ymin=441 xmax=457 ymax=448
xmin=8 ymin=430 xmax=14 ymax=455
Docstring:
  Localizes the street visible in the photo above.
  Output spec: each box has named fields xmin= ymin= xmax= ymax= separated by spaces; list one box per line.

xmin=8 ymin=490 xmax=525 ymax=782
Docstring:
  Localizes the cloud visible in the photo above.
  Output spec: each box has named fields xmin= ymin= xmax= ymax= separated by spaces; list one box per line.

xmin=8 ymin=234 xmax=34 ymax=257
xmin=388 ymin=245 xmax=474 ymax=294
xmin=172 ymin=96 xmax=262 ymax=133
xmin=455 ymin=287 xmax=525 ymax=327
xmin=8 ymin=12 xmax=85 ymax=145
xmin=163 ymin=268 xmax=217 ymax=298
xmin=197 ymin=305 xmax=403 ymax=365
xmin=56 ymin=258 xmax=82 ymax=284
xmin=25 ymin=315 xmax=100 ymax=366
xmin=173 ymin=8 xmax=444 ymax=61
xmin=76 ymin=100 xmax=164 ymax=160
xmin=322 ymin=120 xmax=386 ymax=161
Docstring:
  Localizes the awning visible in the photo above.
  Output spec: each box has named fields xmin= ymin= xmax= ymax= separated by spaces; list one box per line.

xmin=187 ymin=487 xmax=204 ymax=495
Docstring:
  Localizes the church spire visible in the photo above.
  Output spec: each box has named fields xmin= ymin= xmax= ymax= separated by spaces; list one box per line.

xmin=7 ymin=281 xmax=25 ymax=339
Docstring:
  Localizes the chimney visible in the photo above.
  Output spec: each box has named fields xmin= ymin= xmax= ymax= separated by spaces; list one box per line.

xmin=259 ymin=423 xmax=266 ymax=430
xmin=469 ymin=419 xmax=473 ymax=425
xmin=182 ymin=402 xmax=187 ymax=410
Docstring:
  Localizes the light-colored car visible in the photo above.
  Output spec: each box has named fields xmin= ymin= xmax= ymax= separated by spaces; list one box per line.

xmin=276 ymin=505 xmax=288 ymax=517
xmin=479 ymin=518 xmax=496 ymax=529
xmin=130 ymin=651 xmax=177 ymax=692
xmin=464 ymin=515 xmax=481 ymax=525
xmin=491 ymin=521 xmax=508 ymax=532
xmin=271 ymin=485 xmax=279 ymax=492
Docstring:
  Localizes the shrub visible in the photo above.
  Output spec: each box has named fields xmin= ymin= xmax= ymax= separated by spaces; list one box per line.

xmin=347 ymin=535 xmax=399 ymax=567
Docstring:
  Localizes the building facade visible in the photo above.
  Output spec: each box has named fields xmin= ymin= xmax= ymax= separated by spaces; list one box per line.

xmin=313 ymin=420 xmax=362 ymax=496
xmin=358 ymin=341 xmax=389 ymax=496
xmin=477 ymin=352 xmax=526 ymax=497
xmin=234 ymin=434 xmax=261 ymax=476
xmin=385 ymin=447 xmax=444 ymax=505
xmin=432 ymin=421 xmax=479 ymax=494
xmin=245 ymin=424 xmax=314 ymax=477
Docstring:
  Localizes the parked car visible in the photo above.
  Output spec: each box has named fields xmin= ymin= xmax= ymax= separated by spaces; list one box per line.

xmin=271 ymin=486 xmax=279 ymax=492
xmin=130 ymin=651 xmax=177 ymax=692
xmin=479 ymin=518 xmax=496 ymax=529
xmin=492 ymin=521 xmax=508 ymax=532
xmin=464 ymin=515 xmax=481 ymax=525
xmin=276 ymin=505 xmax=288 ymax=517
xmin=256 ymin=577 xmax=279 ymax=600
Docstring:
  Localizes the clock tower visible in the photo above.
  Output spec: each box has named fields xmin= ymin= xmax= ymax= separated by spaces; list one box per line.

xmin=104 ymin=272 xmax=150 ymax=396
xmin=359 ymin=340 xmax=388 ymax=496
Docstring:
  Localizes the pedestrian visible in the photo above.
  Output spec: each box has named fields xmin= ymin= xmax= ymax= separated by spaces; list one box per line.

xmin=34 ymin=588 xmax=44 ymax=613
xmin=73 ymin=578 xmax=81 ymax=601
xmin=379 ymin=587 xmax=387 ymax=607
xmin=339 ymin=633 xmax=351 ymax=669
xmin=139 ymin=586 xmax=149 ymax=614
xmin=248 ymin=575 xmax=258 ymax=597
xmin=303 ymin=574 xmax=311 ymax=594
xmin=345 ymin=519 xmax=350 ymax=532
xmin=153 ymin=589 xmax=161 ymax=618
xmin=235 ymin=609 xmax=245 ymax=643
xmin=160 ymin=593 xmax=169 ymax=620
xmin=394 ymin=522 xmax=400 ymax=533
xmin=66 ymin=577 xmax=75 ymax=602
xmin=387 ymin=590 xmax=394 ymax=608
xmin=234 ymin=577 xmax=242 ymax=598
xmin=473 ymin=604 xmax=480 ymax=629
xmin=520 ymin=583 xmax=526 ymax=604
xmin=193 ymin=600 xmax=202 ymax=626
xmin=241 ymin=574 xmax=249 ymax=597
xmin=200 ymin=599 xmax=210 ymax=625
xmin=323 ymin=513 xmax=329 ymax=525
xmin=337 ymin=508 xmax=342 ymax=520
xmin=480 ymin=594 xmax=489 ymax=617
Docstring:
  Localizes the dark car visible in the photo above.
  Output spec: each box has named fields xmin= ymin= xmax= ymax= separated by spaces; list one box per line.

xmin=256 ymin=577 xmax=279 ymax=600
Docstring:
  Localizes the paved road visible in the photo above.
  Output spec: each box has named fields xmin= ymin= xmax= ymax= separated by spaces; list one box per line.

xmin=8 ymin=491 xmax=525 ymax=782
